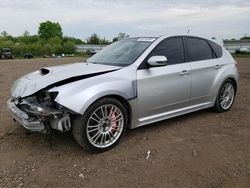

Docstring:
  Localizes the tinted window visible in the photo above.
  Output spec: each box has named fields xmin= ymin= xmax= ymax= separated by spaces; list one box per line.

xmin=186 ymin=37 xmax=213 ymax=61
xmin=149 ymin=37 xmax=185 ymax=65
xmin=208 ymin=41 xmax=222 ymax=58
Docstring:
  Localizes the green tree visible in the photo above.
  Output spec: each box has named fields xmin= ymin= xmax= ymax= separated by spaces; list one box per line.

xmin=0 ymin=25 xmax=79 ymax=57
xmin=112 ymin=37 xmax=119 ymax=42
xmin=23 ymin=30 xmax=30 ymax=37
xmin=87 ymin=33 xmax=101 ymax=44
xmin=1 ymin=31 xmax=8 ymax=37
xmin=118 ymin=32 xmax=129 ymax=39
xmin=38 ymin=21 xmax=63 ymax=40
xmin=87 ymin=34 xmax=111 ymax=44
xmin=0 ymin=39 xmax=14 ymax=49
xmin=63 ymin=41 xmax=76 ymax=54
xmin=241 ymin=36 xmax=250 ymax=40
xmin=100 ymin=38 xmax=110 ymax=45
xmin=47 ymin=37 xmax=63 ymax=54
xmin=63 ymin=36 xmax=84 ymax=44
xmin=112 ymin=32 xmax=129 ymax=42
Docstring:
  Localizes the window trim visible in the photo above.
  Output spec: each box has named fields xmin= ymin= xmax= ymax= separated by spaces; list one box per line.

xmin=138 ymin=36 xmax=186 ymax=70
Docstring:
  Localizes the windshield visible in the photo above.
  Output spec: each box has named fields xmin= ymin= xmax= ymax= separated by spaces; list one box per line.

xmin=87 ymin=38 xmax=155 ymax=66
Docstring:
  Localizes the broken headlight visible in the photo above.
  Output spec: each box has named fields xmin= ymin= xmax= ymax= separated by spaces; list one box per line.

xmin=36 ymin=91 xmax=59 ymax=102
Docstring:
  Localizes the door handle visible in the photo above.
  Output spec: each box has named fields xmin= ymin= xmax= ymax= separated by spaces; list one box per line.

xmin=179 ymin=70 xmax=190 ymax=75
xmin=214 ymin=64 xmax=223 ymax=69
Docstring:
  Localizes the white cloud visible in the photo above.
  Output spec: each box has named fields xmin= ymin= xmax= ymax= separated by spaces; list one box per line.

xmin=0 ymin=0 xmax=249 ymax=40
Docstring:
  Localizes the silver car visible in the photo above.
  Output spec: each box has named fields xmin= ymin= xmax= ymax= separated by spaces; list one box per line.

xmin=7 ymin=35 xmax=239 ymax=153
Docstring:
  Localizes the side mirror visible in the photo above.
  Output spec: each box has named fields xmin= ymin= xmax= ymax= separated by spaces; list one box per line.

xmin=147 ymin=56 xmax=168 ymax=67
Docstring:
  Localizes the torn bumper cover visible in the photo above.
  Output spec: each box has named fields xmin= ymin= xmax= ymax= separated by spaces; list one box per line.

xmin=7 ymin=98 xmax=71 ymax=133
xmin=7 ymin=99 xmax=46 ymax=132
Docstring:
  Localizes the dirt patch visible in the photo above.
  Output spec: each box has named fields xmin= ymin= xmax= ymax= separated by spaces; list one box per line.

xmin=0 ymin=57 xmax=250 ymax=187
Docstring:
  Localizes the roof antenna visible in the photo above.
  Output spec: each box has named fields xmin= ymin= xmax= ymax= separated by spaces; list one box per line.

xmin=187 ymin=29 xmax=190 ymax=34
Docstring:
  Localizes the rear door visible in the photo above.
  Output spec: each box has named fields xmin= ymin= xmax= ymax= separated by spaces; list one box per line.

xmin=185 ymin=37 xmax=222 ymax=104
xmin=136 ymin=37 xmax=191 ymax=120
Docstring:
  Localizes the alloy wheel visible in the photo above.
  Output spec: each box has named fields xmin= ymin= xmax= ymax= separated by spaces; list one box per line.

xmin=86 ymin=104 xmax=124 ymax=148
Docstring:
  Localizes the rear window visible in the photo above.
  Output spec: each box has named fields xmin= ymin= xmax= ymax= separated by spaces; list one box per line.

xmin=208 ymin=41 xmax=222 ymax=58
xmin=186 ymin=37 xmax=213 ymax=62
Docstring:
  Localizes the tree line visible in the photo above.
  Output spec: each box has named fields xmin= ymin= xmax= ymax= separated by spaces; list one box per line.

xmin=0 ymin=21 xmax=129 ymax=57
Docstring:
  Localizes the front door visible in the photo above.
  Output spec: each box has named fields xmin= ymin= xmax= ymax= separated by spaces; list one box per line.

xmin=136 ymin=37 xmax=191 ymax=122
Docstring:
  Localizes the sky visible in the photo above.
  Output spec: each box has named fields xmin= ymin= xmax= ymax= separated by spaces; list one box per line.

xmin=0 ymin=0 xmax=250 ymax=41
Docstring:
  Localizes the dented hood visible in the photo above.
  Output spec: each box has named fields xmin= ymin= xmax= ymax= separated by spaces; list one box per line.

xmin=11 ymin=62 xmax=121 ymax=98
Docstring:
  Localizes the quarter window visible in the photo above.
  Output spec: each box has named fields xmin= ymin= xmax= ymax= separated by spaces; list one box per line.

xmin=208 ymin=41 xmax=222 ymax=58
xmin=186 ymin=37 xmax=213 ymax=61
xmin=149 ymin=37 xmax=185 ymax=65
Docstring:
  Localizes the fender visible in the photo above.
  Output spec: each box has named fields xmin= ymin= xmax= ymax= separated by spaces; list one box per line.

xmin=210 ymin=63 xmax=239 ymax=104
xmin=49 ymin=66 xmax=137 ymax=115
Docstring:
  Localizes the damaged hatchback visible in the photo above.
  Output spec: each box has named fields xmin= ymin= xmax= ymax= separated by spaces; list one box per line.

xmin=7 ymin=35 xmax=239 ymax=153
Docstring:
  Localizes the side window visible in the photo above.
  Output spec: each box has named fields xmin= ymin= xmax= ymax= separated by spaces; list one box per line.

xmin=149 ymin=37 xmax=185 ymax=65
xmin=186 ymin=37 xmax=213 ymax=61
xmin=208 ymin=41 xmax=222 ymax=58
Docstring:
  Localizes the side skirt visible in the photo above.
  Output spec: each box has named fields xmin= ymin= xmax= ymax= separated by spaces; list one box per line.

xmin=131 ymin=102 xmax=213 ymax=129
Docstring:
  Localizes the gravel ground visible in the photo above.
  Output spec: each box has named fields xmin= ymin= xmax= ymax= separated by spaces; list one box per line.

xmin=0 ymin=57 xmax=249 ymax=188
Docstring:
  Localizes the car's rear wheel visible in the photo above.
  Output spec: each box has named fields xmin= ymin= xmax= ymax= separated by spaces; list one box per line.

xmin=214 ymin=79 xmax=236 ymax=112
xmin=72 ymin=97 xmax=128 ymax=153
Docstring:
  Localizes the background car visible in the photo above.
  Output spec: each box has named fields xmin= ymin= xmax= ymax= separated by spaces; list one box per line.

xmin=235 ymin=47 xmax=250 ymax=54
xmin=89 ymin=49 xmax=100 ymax=56
xmin=0 ymin=48 xmax=14 ymax=59
xmin=23 ymin=52 xmax=34 ymax=59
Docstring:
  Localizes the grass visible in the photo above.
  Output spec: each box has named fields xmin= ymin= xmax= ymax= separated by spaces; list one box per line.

xmin=232 ymin=53 xmax=250 ymax=58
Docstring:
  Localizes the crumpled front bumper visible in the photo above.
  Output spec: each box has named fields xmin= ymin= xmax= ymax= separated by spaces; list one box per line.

xmin=6 ymin=99 xmax=46 ymax=132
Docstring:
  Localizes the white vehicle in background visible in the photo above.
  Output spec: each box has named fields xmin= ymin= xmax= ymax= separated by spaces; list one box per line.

xmin=235 ymin=47 xmax=250 ymax=54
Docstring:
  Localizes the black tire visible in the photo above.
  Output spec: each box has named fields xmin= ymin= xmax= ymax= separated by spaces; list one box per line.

xmin=214 ymin=79 xmax=236 ymax=113
xmin=72 ymin=97 xmax=128 ymax=153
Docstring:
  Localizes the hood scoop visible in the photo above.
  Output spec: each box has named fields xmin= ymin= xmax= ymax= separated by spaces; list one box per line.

xmin=40 ymin=68 xmax=50 ymax=75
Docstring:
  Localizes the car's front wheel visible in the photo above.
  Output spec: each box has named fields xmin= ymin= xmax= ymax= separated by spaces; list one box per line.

xmin=72 ymin=97 xmax=128 ymax=153
xmin=214 ymin=79 xmax=236 ymax=112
